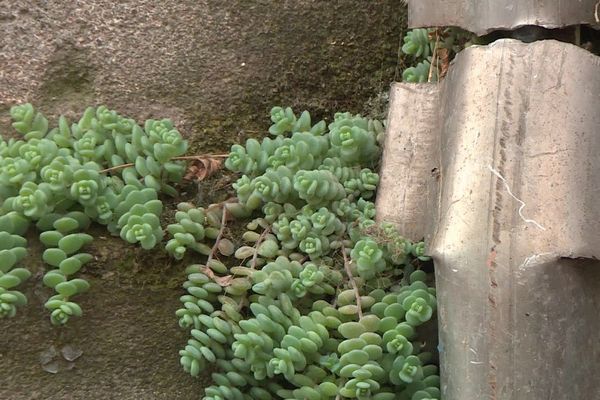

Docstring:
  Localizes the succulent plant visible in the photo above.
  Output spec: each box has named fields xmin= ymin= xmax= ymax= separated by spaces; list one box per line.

xmin=0 ymin=231 xmax=29 ymax=318
xmin=402 ymin=29 xmax=434 ymax=59
xmin=0 ymin=156 xmax=36 ymax=191
xmin=6 ymin=181 xmax=54 ymax=219
xmin=10 ymin=103 xmax=48 ymax=139
xmin=118 ymin=202 xmax=163 ymax=250
xmin=176 ymin=105 xmax=440 ymax=400
xmin=166 ymin=203 xmax=210 ymax=259
xmin=269 ymin=106 xmax=297 ymax=136
xmin=351 ymin=238 xmax=387 ymax=280
xmin=391 ymin=355 xmax=424 ymax=384
xmin=293 ymin=169 xmax=346 ymax=206
xmin=1 ymin=103 xmax=440 ymax=398
xmin=143 ymin=119 xmax=188 ymax=162
xmin=400 ymin=27 xmax=474 ymax=83
xmin=403 ymin=59 xmax=436 ymax=83
xmin=0 ymin=104 xmax=194 ymax=325
xmin=328 ymin=112 xmax=380 ymax=167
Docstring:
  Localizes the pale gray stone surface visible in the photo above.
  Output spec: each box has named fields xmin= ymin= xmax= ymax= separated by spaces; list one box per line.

xmin=0 ymin=1 xmax=405 ymax=398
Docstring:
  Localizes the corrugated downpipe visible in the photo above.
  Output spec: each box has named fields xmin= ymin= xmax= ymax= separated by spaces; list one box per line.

xmin=408 ymin=0 xmax=599 ymax=35
xmin=377 ymin=39 xmax=600 ymax=399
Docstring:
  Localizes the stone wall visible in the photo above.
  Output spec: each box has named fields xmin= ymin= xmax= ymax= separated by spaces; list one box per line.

xmin=1 ymin=1 xmax=405 ymax=399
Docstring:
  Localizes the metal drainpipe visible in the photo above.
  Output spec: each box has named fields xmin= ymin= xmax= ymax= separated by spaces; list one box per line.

xmin=376 ymin=2 xmax=600 ymax=399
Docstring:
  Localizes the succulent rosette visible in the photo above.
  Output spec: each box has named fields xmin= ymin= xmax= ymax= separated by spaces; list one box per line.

xmin=351 ymin=238 xmax=386 ymax=279
xmin=402 ymin=28 xmax=433 ymax=59
xmin=7 ymin=181 xmax=53 ymax=219
xmin=268 ymin=106 xmax=296 ymax=136
xmin=70 ymin=166 xmax=104 ymax=207
xmin=390 ymin=355 xmax=424 ymax=385
xmin=293 ymin=169 xmax=345 ymax=206
xmin=144 ymin=119 xmax=188 ymax=163
xmin=118 ymin=203 xmax=164 ymax=250
xmin=10 ymin=103 xmax=48 ymax=139
xmin=0 ymin=157 xmax=36 ymax=189
xmin=40 ymin=157 xmax=74 ymax=192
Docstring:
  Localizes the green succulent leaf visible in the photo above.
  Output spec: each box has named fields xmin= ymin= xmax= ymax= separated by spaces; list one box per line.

xmin=1 ymin=103 xmax=440 ymax=397
xmin=43 ymin=271 xmax=67 ymax=288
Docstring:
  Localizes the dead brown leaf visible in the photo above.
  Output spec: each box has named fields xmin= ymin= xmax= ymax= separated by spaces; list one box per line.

xmin=438 ymin=48 xmax=450 ymax=79
xmin=201 ymin=264 xmax=233 ymax=287
xmin=183 ymin=156 xmax=223 ymax=182
xmin=214 ymin=275 xmax=234 ymax=287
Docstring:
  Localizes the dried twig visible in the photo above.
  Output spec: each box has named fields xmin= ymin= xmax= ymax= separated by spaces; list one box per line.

xmin=173 ymin=154 xmax=229 ymax=160
xmin=194 ymin=204 xmax=232 ymax=286
xmin=99 ymin=163 xmax=135 ymax=174
xmin=207 ymin=206 xmax=229 ymax=265
xmin=98 ymin=154 xmax=228 ymax=173
xmin=342 ymin=247 xmax=363 ymax=319
xmin=250 ymin=227 xmax=271 ymax=270
xmin=428 ymin=29 xmax=440 ymax=83
xmin=206 ymin=197 xmax=238 ymax=211
xmin=235 ymin=226 xmax=271 ymax=310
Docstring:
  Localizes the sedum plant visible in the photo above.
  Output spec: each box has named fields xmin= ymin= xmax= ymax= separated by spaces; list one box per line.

xmin=0 ymin=226 xmax=30 ymax=318
xmin=37 ymin=211 xmax=95 ymax=325
xmin=168 ymin=106 xmax=439 ymax=400
xmin=401 ymin=27 xmax=477 ymax=83
xmin=0 ymin=104 xmax=188 ymax=324
xmin=2 ymin=103 xmax=439 ymax=398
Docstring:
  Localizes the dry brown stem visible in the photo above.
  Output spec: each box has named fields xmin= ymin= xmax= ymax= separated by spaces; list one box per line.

xmin=250 ymin=227 xmax=271 ymax=270
xmin=98 ymin=154 xmax=228 ymax=173
xmin=428 ymin=29 xmax=440 ymax=83
xmin=342 ymin=247 xmax=363 ymax=319
xmin=207 ymin=206 xmax=229 ymax=265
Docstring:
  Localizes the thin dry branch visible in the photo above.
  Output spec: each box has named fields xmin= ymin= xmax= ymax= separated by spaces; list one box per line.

xmin=236 ymin=225 xmax=271 ymax=310
xmin=207 ymin=206 xmax=229 ymax=265
xmin=250 ymin=227 xmax=271 ymax=270
xmin=342 ymin=247 xmax=363 ymax=320
xmin=428 ymin=29 xmax=440 ymax=83
xmin=207 ymin=197 xmax=238 ymax=211
xmin=172 ymin=154 xmax=229 ymax=160
xmin=201 ymin=265 xmax=233 ymax=287
xmin=200 ymin=202 xmax=237 ymax=286
xmin=98 ymin=154 xmax=229 ymax=173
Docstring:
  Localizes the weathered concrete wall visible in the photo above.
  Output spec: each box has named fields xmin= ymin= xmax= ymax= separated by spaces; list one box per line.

xmin=1 ymin=0 xmax=404 ymax=149
xmin=0 ymin=1 xmax=406 ymax=399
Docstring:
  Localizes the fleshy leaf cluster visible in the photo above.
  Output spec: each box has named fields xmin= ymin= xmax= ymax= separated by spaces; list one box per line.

xmin=0 ymin=104 xmax=191 ymax=325
xmin=169 ymin=107 xmax=439 ymax=400
xmin=38 ymin=212 xmax=92 ymax=325
xmin=2 ymin=104 xmax=187 ymax=233
xmin=166 ymin=202 xmax=210 ymax=259
xmin=400 ymin=27 xmax=476 ymax=83
xmin=0 ymin=231 xmax=29 ymax=318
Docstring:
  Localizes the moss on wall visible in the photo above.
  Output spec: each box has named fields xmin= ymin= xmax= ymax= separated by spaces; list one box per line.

xmin=1 ymin=1 xmax=406 ymax=398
